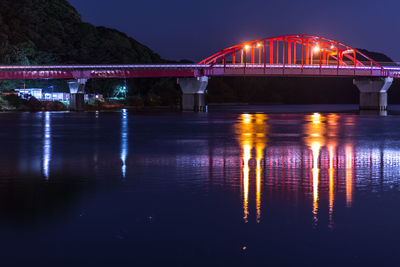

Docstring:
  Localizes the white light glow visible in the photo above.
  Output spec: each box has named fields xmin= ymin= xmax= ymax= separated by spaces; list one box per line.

xmin=43 ymin=112 xmax=51 ymax=180
xmin=121 ymin=109 xmax=128 ymax=178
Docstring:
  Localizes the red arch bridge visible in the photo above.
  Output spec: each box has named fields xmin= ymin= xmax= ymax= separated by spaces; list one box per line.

xmin=1 ymin=34 xmax=399 ymax=111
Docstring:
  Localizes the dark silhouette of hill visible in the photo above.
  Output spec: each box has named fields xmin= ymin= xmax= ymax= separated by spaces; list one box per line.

xmin=0 ymin=0 xmax=162 ymax=65
xmin=0 ymin=0 xmax=181 ymax=106
xmin=357 ymin=48 xmax=395 ymax=64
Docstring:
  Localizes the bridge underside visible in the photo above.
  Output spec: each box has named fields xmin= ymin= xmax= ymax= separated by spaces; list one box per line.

xmin=203 ymin=65 xmax=391 ymax=78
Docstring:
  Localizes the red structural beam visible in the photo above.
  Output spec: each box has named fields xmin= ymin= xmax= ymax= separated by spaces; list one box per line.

xmin=0 ymin=69 xmax=200 ymax=80
xmin=0 ymin=64 xmax=393 ymax=80
xmin=198 ymin=34 xmax=384 ymax=73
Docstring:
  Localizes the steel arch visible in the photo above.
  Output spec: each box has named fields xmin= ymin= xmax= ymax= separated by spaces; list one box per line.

xmin=198 ymin=34 xmax=384 ymax=71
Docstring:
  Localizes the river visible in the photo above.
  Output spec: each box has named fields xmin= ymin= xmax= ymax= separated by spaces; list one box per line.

xmin=0 ymin=105 xmax=400 ymax=266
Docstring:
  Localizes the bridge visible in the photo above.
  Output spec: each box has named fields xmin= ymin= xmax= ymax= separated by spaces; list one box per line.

xmin=1 ymin=34 xmax=399 ymax=111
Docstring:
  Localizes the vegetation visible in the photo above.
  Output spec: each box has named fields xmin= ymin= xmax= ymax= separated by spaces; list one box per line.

xmin=0 ymin=0 xmax=180 ymax=107
xmin=0 ymin=96 xmax=14 ymax=110
xmin=0 ymin=0 xmax=162 ymax=65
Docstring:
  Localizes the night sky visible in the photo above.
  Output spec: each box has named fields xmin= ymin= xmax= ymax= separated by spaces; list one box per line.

xmin=68 ymin=0 xmax=400 ymax=62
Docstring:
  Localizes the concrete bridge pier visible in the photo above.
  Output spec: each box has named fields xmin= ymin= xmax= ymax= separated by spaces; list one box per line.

xmin=353 ymin=77 xmax=393 ymax=111
xmin=178 ymin=76 xmax=208 ymax=111
xmin=68 ymin=79 xmax=87 ymax=111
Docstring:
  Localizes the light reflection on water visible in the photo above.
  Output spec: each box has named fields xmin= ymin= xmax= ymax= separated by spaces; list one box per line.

xmin=121 ymin=109 xmax=128 ymax=178
xmin=235 ymin=114 xmax=267 ymax=223
xmin=3 ymin=108 xmax=400 ymax=265
xmin=232 ymin=112 xmax=386 ymax=227
xmin=305 ymin=113 xmax=325 ymax=225
xmin=42 ymin=112 xmax=51 ymax=180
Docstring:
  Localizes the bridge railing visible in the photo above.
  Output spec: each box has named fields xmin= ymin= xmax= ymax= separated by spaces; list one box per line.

xmin=0 ymin=64 xmax=207 ymax=70
xmin=197 ymin=63 xmax=393 ymax=78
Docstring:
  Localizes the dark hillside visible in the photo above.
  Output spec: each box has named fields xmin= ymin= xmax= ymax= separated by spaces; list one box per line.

xmin=0 ymin=0 xmax=162 ymax=65
xmin=0 ymin=0 xmax=181 ymax=105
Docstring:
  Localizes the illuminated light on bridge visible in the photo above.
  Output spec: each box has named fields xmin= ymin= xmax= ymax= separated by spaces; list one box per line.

xmin=313 ymin=45 xmax=320 ymax=53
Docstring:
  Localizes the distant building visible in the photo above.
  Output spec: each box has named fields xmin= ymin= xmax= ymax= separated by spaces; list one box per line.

xmin=43 ymin=92 xmax=70 ymax=102
xmin=15 ymin=88 xmax=43 ymax=100
xmin=14 ymin=88 xmax=103 ymax=103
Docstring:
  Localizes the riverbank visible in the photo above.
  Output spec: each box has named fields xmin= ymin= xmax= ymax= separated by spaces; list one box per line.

xmin=0 ymin=96 xmax=181 ymax=112
xmin=0 ymin=96 xmax=68 ymax=112
xmin=85 ymin=100 xmax=179 ymax=111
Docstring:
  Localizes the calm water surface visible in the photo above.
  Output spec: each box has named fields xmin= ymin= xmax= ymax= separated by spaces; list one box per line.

xmin=1 ymin=105 xmax=400 ymax=266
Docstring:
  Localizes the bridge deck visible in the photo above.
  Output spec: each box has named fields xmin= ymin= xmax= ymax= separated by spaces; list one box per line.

xmin=0 ymin=64 xmax=397 ymax=79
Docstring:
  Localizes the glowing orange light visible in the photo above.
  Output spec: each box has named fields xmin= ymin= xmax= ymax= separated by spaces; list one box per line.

xmin=313 ymin=46 xmax=320 ymax=53
xmin=243 ymin=113 xmax=251 ymax=124
xmin=304 ymin=113 xmax=326 ymax=227
xmin=346 ymin=145 xmax=353 ymax=208
xmin=244 ymin=45 xmax=250 ymax=50
xmin=243 ymin=143 xmax=251 ymax=223
xmin=312 ymin=113 xmax=321 ymax=124
xmin=330 ymin=45 xmax=335 ymax=49
xmin=235 ymin=113 xmax=268 ymax=224
xmin=311 ymin=141 xmax=321 ymax=224
xmin=328 ymin=144 xmax=335 ymax=228
xmin=256 ymin=142 xmax=264 ymax=223
xmin=257 ymin=43 xmax=262 ymax=47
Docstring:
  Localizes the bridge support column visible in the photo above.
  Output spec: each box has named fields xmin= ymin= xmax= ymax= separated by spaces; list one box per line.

xmin=68 ymin=79 xmax=87 ymax=111
xmin=178 ymin=76 xmax=208 ymax=111
xmin=353 ymin=77 xmax=393 ymax=111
